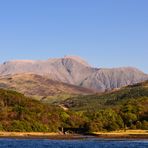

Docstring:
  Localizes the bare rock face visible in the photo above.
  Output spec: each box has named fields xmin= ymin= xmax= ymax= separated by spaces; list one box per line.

xmin=0 ymin=56 xmax=147 ymax=92
xmin=80 ymin=67 xmax=148 ymax=91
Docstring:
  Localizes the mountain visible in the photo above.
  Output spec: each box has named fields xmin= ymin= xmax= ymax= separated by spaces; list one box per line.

xmin=0 ymin=73 xmax=94 ymax=102
xmin=0 ymin=56 xmax=147 ymax=92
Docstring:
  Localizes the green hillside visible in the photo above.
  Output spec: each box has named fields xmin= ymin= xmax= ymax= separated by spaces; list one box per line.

xmin=0 ymin=81 xmax=147 ymax=133
xmin=62 ymin=81 xmax=148 ymax=111
xmin=59 ymin=81 xmax=148 ymax=132
xmin=0 ymin=89 xmax=87 ymax=132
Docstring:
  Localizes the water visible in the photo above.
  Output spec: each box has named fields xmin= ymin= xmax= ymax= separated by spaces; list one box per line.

xmin=0 ymin=138 xmax=147 ymax=148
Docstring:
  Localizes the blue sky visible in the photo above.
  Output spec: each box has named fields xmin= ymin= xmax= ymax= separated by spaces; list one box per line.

xmin=0 ymin=0 xmax=147 ymax=73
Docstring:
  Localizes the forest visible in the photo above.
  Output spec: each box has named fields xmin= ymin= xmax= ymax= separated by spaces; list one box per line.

xmin=0 ymin=81 xmax=147 ymax=133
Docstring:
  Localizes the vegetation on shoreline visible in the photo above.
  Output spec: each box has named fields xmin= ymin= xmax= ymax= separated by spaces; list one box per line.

xmin=0 ymin=81 xmax=147 ymax=133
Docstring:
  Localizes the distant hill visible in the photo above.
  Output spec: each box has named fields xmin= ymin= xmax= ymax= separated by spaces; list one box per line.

xmin=0 ymin=73 xmax=94 ymax=102
xmin=61 ymin=80 xmax=148 ymax=111
xmin=0 ymin=56 xmax=147 ymax=92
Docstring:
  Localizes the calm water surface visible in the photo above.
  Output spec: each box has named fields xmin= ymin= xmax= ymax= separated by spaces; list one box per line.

xmin=0 ymin=138 xmax=147 ymax=148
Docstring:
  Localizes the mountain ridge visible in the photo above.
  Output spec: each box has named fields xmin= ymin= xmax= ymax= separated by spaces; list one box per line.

xmin=0 ymin=56 xmax=147 ymax=92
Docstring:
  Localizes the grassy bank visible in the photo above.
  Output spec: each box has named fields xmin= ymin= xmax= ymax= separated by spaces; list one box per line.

xmin=0 ymin=132 xmax=89 ymax=139
xmin=93 ymin=130 xmax=148 ymax=139
xmin=0 ymin=130 xmax=147 ymax=139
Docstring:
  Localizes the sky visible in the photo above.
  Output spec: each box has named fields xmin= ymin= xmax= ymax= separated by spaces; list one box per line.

xmin=0 ymin=0 xmax=147 ymax=73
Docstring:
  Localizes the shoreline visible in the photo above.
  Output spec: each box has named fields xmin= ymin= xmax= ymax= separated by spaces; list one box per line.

xmin=93 ymin=130 xmax=148 ymax=140
xmin=0 ymin=130 xmax=147 ymax=140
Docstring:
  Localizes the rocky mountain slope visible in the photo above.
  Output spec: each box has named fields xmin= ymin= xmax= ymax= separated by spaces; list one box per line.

xmin=0 ymin=56 xmax=147 ymax=92
xmin=80 ymin=67 xmax=148 ymax=91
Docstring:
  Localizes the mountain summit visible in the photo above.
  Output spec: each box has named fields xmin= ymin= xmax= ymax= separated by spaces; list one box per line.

xmin=63 ymin=56 xmax=90 ymax=67
xmin=0 ymin=56 xmax=147 ymax=92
